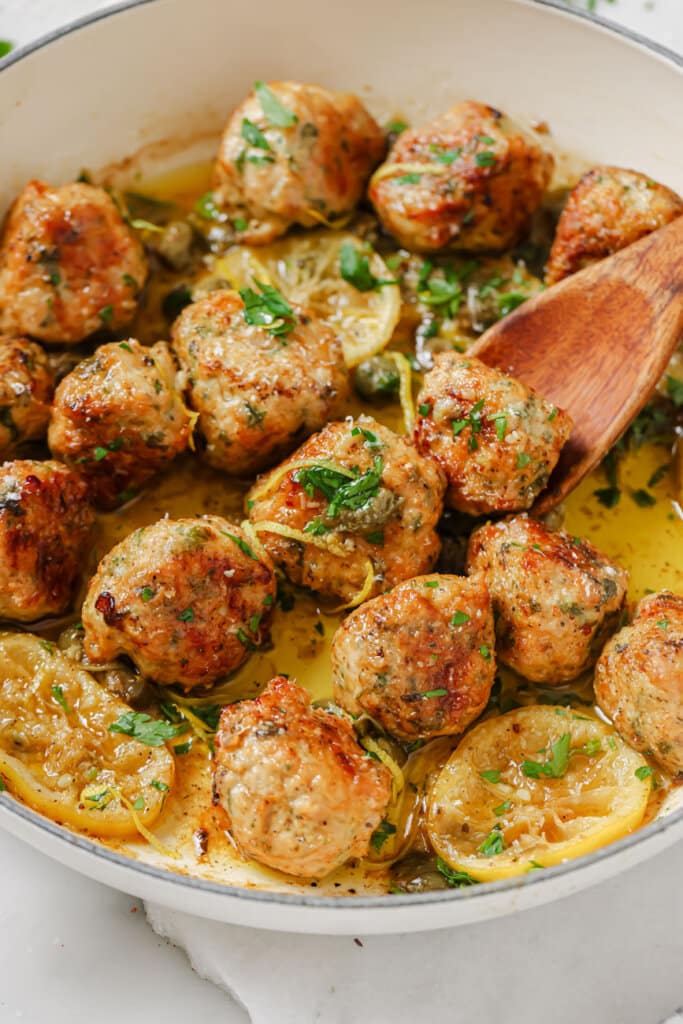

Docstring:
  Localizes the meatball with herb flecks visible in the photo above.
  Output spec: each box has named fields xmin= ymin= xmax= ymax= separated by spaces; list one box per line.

xmin=0 ymin=180 xmax=147 ymax=344
xmin=466 ymin=514 xmax=628 ymax=684
xmin=0 ymin=337 xmax=54 ymax=458
xmin=213 ymin=675 xmax=392 ymax=878
xmin=172 ymin=289 xmax=348 ymax=476
xmin=247 ymin=415 xmax=446 ymax=606
xmin=48 ymin=338 xmax=192 ymax=509
xmin=414 ymin=352 xmax=572 ymax=516
xmin=595 ymin=590 xmax=683 ymax=777
xmin=546 ymin=166 xmax=683 ymax=285
xmin=212 ymin=81 xmax=385 ymax=244
xmin=81 ymin=516 xmax=276 ymax=689
xmin=369 ymin=100 xmax=553 ymax=253
xmin=0 ymin=460 xmax=94 ymax=621
xmin=332 ymin=573 xmax=495 ymax=741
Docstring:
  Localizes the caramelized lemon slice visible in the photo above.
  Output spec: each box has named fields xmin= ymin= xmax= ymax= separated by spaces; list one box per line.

xmin=427 ymin=705 xmax=650 ymax=881
xmin=0 ymin=633 xmax=174 ymax=838
xmin=214 ymin=230 xmax=401 ymax=367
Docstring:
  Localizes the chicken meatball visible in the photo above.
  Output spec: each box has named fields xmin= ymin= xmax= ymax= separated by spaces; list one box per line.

xmin=545 ymin=166 xmax=683 ymax=285
xmin=595 ymin=591 xmax=683 ymax=777
xmin=332 ymin=573 xmax=495 ymax=741
xmin=0 ymin=180 xmax=148 ymax=344
xmin=213 ymin=675 xmax=392 ymax=877
xmin=0 ymin=460 xmax=94 ymax=621
xmin=466 ymin=514 xmax=628 ymax=684
xmin=0 ymin=337 xmax=54 ymax=458
xmin=81 ymin=516 xmax=276 ymax=688
xmin=369 ymin=100 xmax=553 ymax=253
xmin=172 ymin=289 xmax=348 ymax=475
xmin=212 ymin=81 xmax=385 ymax=244
xmin=48 ymin=339 xmax=191 ymax=508
xmin=247 ymin=415 xmax=446 ymax=605
xmin=414 ymin=352 xmax=572 ymax=516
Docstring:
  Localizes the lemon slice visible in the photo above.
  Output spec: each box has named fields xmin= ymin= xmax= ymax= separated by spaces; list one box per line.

xmin=0 ymin=632 xmax=174 ymax=839
xmin=213 ymin=230 xmax=401 ymax=367
xmin=427 ymin=705 xmax=650 ymax=881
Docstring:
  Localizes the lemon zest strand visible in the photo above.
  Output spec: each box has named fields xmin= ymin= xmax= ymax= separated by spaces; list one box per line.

xmin=386 ymin=351 xmax=414 ymax=434
xmin=113 ymin=787 xmax=178 ymax=859
xmin=361 ymin=737 xmax=405 ymax=802
xmin=250 ymin=520 xmax=348 ymax=559
xmin=370 ymin=162 xmax=452 ymax=186
xmin=331 ymin=558 xmax=376 ymax=612
xmin=304 ymin=207 xmax=353 ymax=230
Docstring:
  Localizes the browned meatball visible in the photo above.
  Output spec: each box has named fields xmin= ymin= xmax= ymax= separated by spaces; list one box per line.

xmin=247 ymin=415 xmax=446 ymax=605
xmin=595 ymin=591 xmax=683 ymax=777
xmin=0 ymin=460 xmax=94 ymax=621
xmin=0 ymin=337 xmax=54 ymax=458
xmin=332 ymin=573 xmax=495 ymax=741
xmin=546 ymin=166 xmax=683 ymax=285
xmin=0 ymin=180 xmax=147 ymax=344
xmin=213 ymin=675 xmax=392 ymax=877
xmin=212 ymin=81 xmax=385 ymax=244
xmin=467 ymin=514 xmax=628 ymax=684
xmin=414 ymin=352 xmax=572 ymax=515
xmin=369 ymin=100 xmax=553 ymax=253
xmin=48 ymin=339 xmax=192 ymax=509
xmin=81 ymin=516 xmax=276 ymax=689
xmin=172 ymin=289 xmax=348 ymax=475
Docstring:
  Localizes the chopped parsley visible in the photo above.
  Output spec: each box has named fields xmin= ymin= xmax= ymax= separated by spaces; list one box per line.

xmin=450 ymin=610 xmax=470 ymax=626
xmin=295 ymin=457 xmax=383 ymax=520
xmin=395 ymin=173 xmax=421 ymax=185
xmin=522 ymin=732 xmax=571 ymax=779
xmin=132 ymin=796 xmax=145 ymax=811
xmin=51 ymin=685 xmax=71 ymax=714
xmin=177 ymin=607 xmax=194 ymax=622
xmin=98 ymin=304 xmax=114 ymax=325
xmin=665 ymin=375 xmax=683 ymax=407
xmin=418 ymin=688 xmax=448 ymax=699
xmin=366 ymin=530 xmax=384 ymax=546
xmin=516 ymin=452 xmax=531 ymax=469
xmin=0 ymin=41 xmax=14 ymax=58
xmin=241 ymin=117 xmax=272 ymax=151
xmin=437 ymin=857 xmax=476 ymax=887
xmin=151 ymin=779 xmax=170 ymax=793
xmin=492 ymin=413 xmax=507 ymax=441
xmin=418 ymin=403 xmax=432 ymax=416
xmin=254 ymin=81 xmax=298 ymax=127
xmin=194 ymin=191 xmax=222 ymax=221
xmin=480 ymin=770 xmax=501 ymax=783
xmin=370 ymin=818 xmax=397 ymax=853
xmin=493 ymin=800 xmax=512 ymax=816
xmin=581 ymin=739 xmax=602 ymax=756
xmin=109 ymin=712 xmax=182 ymax=747
xmin=497 ymin=292 xmax=527 ymax=316
xmin=239 ymin=281 xmax=296 ymax=338
xmin=452 ymin=398 xmax=485 ymax=451
xmin=479 ymin=645 xmax=491 ymax=661
xmin=351 ymin=426 xmax=382 ymax=448
xmin=221 ymin=530 xmax=258 ymax=560
xmin=594 ymin=487 xmax=621 ymax=509
xmin=93 ymin=438 xmax=123 ymax=461
xmin=423 ymin=580 xmax=439 ymax=588
xmin=631 ymin=488 xmax=656 ymax=508
xmin=431 ymin=145 xmax=462 ymax=165
xmin=475 ymin=151 xmax=497 ymax=167
xmin=339 ymin=241 xmax=396 ymax=292
xmin=656 ymin=619 xmax=669 ymax=630
xmin=478 ymin=825 xmax=505 ymax=855
xmin=635 ymin=765 xmax=655 ymax=782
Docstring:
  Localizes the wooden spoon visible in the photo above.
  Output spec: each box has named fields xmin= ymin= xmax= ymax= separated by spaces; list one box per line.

xmin=468 ymin=215 xmax=683 ymax=514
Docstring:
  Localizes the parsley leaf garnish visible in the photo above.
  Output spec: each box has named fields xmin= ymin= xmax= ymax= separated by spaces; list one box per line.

xmin=370 ymin=818 xmax=397 ymax=853
xmin=478 ymin=825 xmax=505 ymax=855
xmin=295 ymin=458 xmax=384 ymax=520
xmin=51 ymin=685 xmax=71 ymax=714
xmin=239 ymin=281 xmax=296 ymax=337
xmin=241 ymin=117 xmax=272 ymax=151
xmin=522 ymin=732 xmax=571 ymax=779
xmin=109 ymin=712 xmax=182 ymax=747
xmin=339 ymin=242 xmax=396 ymax=292
xmin=436 ymin=857 xmax=476 ymax=887
xmin=254 ymin=81 xmax=298 ymax=127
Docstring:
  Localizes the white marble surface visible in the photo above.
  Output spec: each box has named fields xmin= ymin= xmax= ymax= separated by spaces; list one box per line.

xmin=0 ymin=2 xmax=682 ymax=1023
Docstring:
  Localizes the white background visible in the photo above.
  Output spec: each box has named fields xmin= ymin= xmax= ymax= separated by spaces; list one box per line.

xmin=0 ymin=2 xmax=681 ymax=1023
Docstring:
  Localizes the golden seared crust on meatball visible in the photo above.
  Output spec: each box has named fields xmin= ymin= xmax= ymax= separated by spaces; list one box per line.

xmin=369 ymin=100 xmax=553 ymax=253
xmin=0 ymin=460 xmax=94 ymax=621
xmin=247 ymin=415 xmax=446 ymax=605
xmin=213 ymin=675 xmax=392 ymax=877
xmin=595 ymin=591 xmax=683 ymax=777
xmin=414 ymin=352 xmax=572 ymax=516
xmin=0 ymin=180 xmax=147 ymax=344
xmin=545 ymin=166 xmax=683 ymax=285
xmin=332 ymin=573 xmax=495 ymax=741
xmin=81 ymin=516 xmax=276 ymax=689
xmin=212 ymin=81 xmax=385 ymax=244
xmin=0 ymin=337 xmax=54 ymax=458
xmin=467 ymin=514 xmax=628 ymax=684
xmin=172 ymin=290 xmax=348 ymax=475
xmin=48 ymin=339 xmax=191 ymax=509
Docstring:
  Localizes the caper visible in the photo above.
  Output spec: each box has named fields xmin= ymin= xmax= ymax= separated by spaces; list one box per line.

xmin=353 ymin=355 xmax=400 ymax=402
